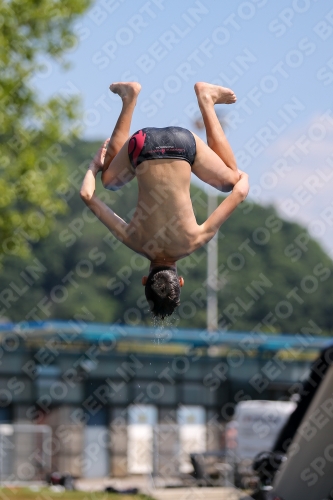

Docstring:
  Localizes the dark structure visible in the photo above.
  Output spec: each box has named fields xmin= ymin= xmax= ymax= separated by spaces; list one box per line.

xmin=0 ymin=320 xmax=328 ymax=478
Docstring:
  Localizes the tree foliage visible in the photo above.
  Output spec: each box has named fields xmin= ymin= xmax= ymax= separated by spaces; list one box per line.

xmin=1 ymin=140 xmax=333 ymax=336
xmin=0 ymin=0 xmax=91 ymax=262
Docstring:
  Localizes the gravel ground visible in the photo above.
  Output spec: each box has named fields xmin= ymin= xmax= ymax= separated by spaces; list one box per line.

xmin=75 ymin=477 xmax=253 ymax=500
xmin=147 ymin=486 xmax=253 ymax=500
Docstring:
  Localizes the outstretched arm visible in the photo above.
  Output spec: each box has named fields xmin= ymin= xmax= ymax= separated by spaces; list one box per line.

xmin=80 ymin=143 xmax=129 ymax=245
xmin=200 ymin=171 xmax=249 ymax=244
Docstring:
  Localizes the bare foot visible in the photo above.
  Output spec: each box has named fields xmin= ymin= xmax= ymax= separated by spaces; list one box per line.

xmin=90 ymin=139 xmax=109 ymax=170
xmin=109 ymin=82 xmax=141 ymax=102
xmin=194 ymin=82 xmax=236 ymax=105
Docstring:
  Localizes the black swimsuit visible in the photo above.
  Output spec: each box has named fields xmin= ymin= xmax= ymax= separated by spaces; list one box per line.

xmin=128 ymin=126 xmax=196 ymax=169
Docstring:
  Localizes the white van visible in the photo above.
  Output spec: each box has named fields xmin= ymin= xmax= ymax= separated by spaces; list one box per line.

xmin=226 ymin=400 xmax=296 ymax=487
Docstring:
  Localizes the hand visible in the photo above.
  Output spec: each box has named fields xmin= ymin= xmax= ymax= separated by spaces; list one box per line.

xmin=89 ymin=139 xmax=109 ymax=172
xmin=233 ymin=170 xmax=249 ymax=200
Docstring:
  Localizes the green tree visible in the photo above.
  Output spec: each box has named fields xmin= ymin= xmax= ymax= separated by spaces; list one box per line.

xmin=0 ymin=0 xmax=91 ymax=263
xmin=1 ymin=139 xmax=333 ymax=335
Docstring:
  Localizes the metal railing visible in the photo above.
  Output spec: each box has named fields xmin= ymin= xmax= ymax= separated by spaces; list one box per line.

xmin=0 ymin=424 xmax=52 ymax=483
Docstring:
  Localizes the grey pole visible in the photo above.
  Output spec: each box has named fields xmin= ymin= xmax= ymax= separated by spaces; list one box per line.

xmin=192 ymin=117 xmax=220 ymax=331
xmin=207 ymin=191 xmax=218 ymax=331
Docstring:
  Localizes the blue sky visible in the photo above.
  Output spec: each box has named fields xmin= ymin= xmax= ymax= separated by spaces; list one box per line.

xmin=32 ymin=0 xmax=333 ymax=254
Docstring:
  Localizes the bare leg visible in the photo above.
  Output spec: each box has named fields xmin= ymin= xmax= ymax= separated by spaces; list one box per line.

xmin=101 ymin=82 xmax=141 ymax=189
xmin=191 ymin=82 xmax=239 ymax=192
xmin=102 ymin=82 xmax=141 ymax=171
xmin=194 ymin=82 xmax=237 ymax=171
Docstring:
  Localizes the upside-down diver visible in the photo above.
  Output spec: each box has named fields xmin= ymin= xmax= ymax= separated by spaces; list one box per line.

xmin=80 ymin=82 xmax=249 ymax=318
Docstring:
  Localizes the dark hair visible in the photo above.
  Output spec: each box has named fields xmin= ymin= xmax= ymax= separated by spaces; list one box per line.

xmin=145 ymin=266 xmax=181 ymax=319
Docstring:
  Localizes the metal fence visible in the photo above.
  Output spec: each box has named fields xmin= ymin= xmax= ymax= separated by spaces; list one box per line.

xmin=0 ymin=422 xmax=232 ymax=483
xmin=0 ymin=424 xmax=52 ymax=482
xmin=153 ymin=424 xmax=180 ymax=478
xmin=151 ymin=423 xmax=233 ymax=487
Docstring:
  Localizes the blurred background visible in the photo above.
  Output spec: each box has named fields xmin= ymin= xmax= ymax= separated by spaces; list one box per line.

xmin=0 ymin=0 xmax=333 ymax=494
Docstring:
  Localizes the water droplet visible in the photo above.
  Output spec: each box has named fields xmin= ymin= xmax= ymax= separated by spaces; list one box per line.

xmin=151 ymin=313 xmax=178 ymax=345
